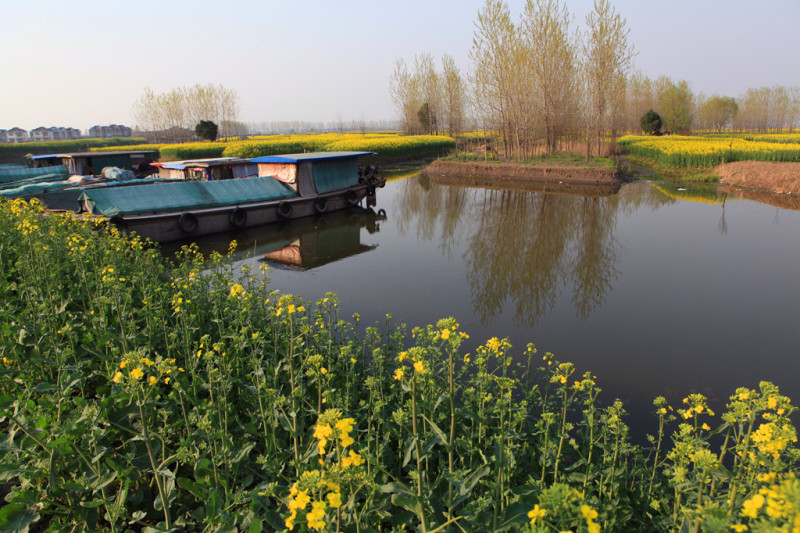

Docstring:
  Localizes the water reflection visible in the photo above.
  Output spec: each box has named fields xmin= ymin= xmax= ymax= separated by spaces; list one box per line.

xmin=160 ymin=206 xmax=386 ymax=269
xmin=393 ymin=174 xmax=716 ymax=326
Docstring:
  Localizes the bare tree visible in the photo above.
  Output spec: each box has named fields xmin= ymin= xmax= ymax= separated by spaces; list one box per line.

xmin=583 ymin=0 xmax=634 ymax=157
xmin=470 ymin=0 xmax=519 ymax=156
xmin=390 ymin=58 xmax=423 ymax=134
xmin=522 ymin=0 xmax=579 ymax=154
xmin=441 ymin=54 xmax=468 ymax=137
xmin=131 ymin=84 xmax=241 ymax=141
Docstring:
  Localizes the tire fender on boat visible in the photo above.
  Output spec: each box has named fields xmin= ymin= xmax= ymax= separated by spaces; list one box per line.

xmin=277 ymin=201 xmax=292 ymax=219
xmin=229 ymin=207 xmax=247 ymax=228
xmin=178 ymin=212 xmax=199 ymax=234
xmin=345 ymin=189 xmax=360 ymax=206
xmin=314 ymin=197 xmax=328 ymax=213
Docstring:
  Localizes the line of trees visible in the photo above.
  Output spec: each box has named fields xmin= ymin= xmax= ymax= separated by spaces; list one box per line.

xmin=622 ymin=76 xmax=800 ymax=134
xmin=132 ymin=84 xmax=242 ymax=141
xmin=390 ymin=54 xmax=468 ymax=137
xmin=391 ymin=0 xmax=800 ymax=157
xmin=391 ymin=0 xmax=633 ymax=159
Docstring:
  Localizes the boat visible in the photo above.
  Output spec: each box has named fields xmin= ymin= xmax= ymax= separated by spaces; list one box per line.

xmin=79 ymin=151 xmax=385 ymax=243
xmin=151 ymin=157 xmax=257 ymax=181
xmin=27 ymin=150 xmax=158 ymax=178
xmin=1 ymin=151 xmax=162 ymax=211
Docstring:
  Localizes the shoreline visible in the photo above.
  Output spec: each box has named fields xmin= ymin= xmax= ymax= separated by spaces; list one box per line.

xmin=425 ymin=159 xmax=624 ymax=186
xmin=715 ymin=161 xmax=800 ymax=196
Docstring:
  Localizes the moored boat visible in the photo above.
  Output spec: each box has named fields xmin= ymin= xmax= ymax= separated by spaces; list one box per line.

xmin=79 ymin=151 xmax=384 ymax=242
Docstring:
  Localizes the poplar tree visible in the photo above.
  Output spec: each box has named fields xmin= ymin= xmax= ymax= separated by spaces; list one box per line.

xmin=583 ymin=0 xmax=634 ymax=157
xmin=522 ymin=0 xmax=579 ymax=154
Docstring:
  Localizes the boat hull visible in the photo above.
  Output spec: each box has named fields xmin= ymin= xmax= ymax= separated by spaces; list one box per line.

xmin=105 ymin=185 xmax=373 ymax=243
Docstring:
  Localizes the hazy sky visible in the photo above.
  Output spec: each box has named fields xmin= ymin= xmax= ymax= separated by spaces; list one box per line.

xmin=2 ymin=0 xmax=799 ymax=132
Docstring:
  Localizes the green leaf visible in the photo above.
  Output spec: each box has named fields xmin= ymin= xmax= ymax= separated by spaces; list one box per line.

xmin=0 ymin=503 xmax=40 ymax=532
xmin=391 ymin=492 xmax=424 ymax=522
xmin=495 ymin=501 xmax=532 ymax=531
xmin=457 ymin=464 xmax=491 ymax=497
xmin=0 ymin=465 xmax=34 ymax=483
xmin=421 ymin=414 xmax=448 ymax=446
xmin=403 ymin=436 xmax=418 ymax=467
xmin=79 ymin=499 xmax=107 ymax=509
xmin=90 ymin=470 xmax=117 ymax=492
xmin=232 ymin=441 xmax=256 ymax=464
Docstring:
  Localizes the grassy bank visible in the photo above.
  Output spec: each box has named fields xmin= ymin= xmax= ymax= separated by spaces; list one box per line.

xmin=0 ymin=199 xmax=798 ymax=532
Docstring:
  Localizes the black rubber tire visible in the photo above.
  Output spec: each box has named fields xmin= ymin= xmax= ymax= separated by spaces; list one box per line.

xmin=345 ymin=189 xmax=360 ymax=206
xmin=314 ymin=197 xmax=328 ymax=213
xmin=178 ymin=212 xmax=199 ymax=234
xmin=277 ymin=201 xmax=292 ymax=218
xmin=229 ymin=207 xmax=247 ymax=228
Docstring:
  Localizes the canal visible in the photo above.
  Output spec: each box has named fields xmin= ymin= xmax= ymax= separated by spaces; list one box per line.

xmin=164 ymin=170 xmax=800 ymax=435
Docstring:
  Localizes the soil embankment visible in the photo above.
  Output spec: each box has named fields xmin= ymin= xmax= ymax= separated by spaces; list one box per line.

xmin=427 ymin=159 xmax=622 ymax=185
xmin=716 ymin=162 xmax=800 ymax=196
xmin=424 ymin=160 xmax=624 ymax=196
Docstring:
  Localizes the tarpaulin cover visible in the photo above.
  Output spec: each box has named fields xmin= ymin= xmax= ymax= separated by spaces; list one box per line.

xmin=313 ymin=158 xmax=359 ymax=194
xmin=0 ymin=165 xmax=68 ymax=184
xmin=0 ymin=181 xmax=73 ymax=197
xmin=81 ymin=176 xmax=298 ymax=217
xmin=100 ymin=167 xmax=136 ymax=181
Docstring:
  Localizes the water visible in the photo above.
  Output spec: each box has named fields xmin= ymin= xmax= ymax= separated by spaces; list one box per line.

xmin=170 ymin=171 xmax=800 ymax=436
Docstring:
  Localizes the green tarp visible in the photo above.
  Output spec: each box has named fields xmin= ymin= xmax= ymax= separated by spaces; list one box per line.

xmin=0 ymin=165 xmax=68 ymax=184
xmin=81 ymin=176 xmax=298 ymax=217
xmin=313 ymin=159 xmax=359 ymax=194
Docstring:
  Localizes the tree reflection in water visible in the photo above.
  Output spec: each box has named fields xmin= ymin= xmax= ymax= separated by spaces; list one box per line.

xmin=393 ymin=174 xmax=661 ymax=327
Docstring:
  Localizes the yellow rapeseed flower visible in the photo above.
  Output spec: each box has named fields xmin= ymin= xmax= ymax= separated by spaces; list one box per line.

xmin=112 ymin=372 xmax=122 ymax=383
xmin=326 ymin=491 xmax=342 ymax=508
xmin=528 ymin=504 xmax=546 ymax=524
xmin=741 ymin=494 xmax=765 ymax=518
xmin=413 ymin=361 xmax=425 ymax=375
xmin=130 ymin=367 xmax=144 ymax=380
xmin=394 ymin=368 xmax=404 ymax=381
xmin=581 ymin=505 xmax=598 ymax=521
xmin=307 ymin=500 xmax=327 ymax=530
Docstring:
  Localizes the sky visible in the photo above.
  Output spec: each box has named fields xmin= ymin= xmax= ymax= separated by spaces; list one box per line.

xmin=2 ymin=0 xmax=799 ymax=133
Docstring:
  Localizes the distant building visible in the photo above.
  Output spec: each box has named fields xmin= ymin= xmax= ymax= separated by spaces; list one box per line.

xmin=5 ymin=127 xmax=29 ymax=143
xmin=3 ymin=126 xmax=81 ymax=143
xmin=30 ymin=127 xmax=53 ymax=142
xmin=88 ymin=124 xmax=131 ymax=138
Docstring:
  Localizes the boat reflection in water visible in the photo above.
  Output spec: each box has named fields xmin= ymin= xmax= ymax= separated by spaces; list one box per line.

xmin=160 ymin=206 xmax=386 ymax=270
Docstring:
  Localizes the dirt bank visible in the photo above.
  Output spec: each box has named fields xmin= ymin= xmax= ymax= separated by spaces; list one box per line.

xmin=426 ymin=160 xmax=623 ymax=185
xmin=716 ymin=162 xmax=800 ymax=196
xmin=427 ymin=173 xmax=622 ymax=197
